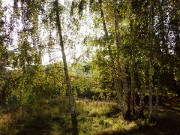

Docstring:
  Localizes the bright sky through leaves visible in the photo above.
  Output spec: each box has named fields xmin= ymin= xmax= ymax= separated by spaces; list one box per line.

xmin=2 ymin=0 xmax=94 ymax=65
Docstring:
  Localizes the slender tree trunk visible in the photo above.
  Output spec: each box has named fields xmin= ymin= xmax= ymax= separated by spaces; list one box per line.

xmin=149 ymin=61 xmax=153 ymax=117
xmin=131 ymin=50 xmax=135 ymax=115
xmin=148 ymin=1 xmax=154 ymax=117
xmin=113 ymin=0 xmax=126 ymax=117
xmin=139 ymin=59 xmax=148 ymax=118
xmin=149 ymin=83 xmax=153 ymax=116
xmin=100 ymin=1 xmax=126 ymax=118
xmin=55 ymin=1 xmax=78 ymax=134
xmin=114 ymin=70 xmax=126 ymax=117
xmin=139 ymin=77 xmax=146 ymax=118
xmin=155 ymin=78 xmax=160 ymax=115
xmin=121 ymin=64 xmax=131 ymax=118
xmin=124 ymin=72 xmax=131 ymax=118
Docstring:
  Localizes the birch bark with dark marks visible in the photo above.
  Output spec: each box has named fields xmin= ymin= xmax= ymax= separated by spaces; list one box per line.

xmin=54 ymin=0 xmax=78 ymax=134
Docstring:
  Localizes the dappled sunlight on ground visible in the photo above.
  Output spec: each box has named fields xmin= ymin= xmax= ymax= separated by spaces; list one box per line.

xmin=0 ymin=97 xmax=180 ymax=135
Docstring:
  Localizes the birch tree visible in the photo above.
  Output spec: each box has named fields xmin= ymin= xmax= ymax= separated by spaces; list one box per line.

xmin=54 ymin=0 xmax=78 ymax=134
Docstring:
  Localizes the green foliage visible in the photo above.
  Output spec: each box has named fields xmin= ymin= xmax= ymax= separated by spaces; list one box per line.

xmin=6 ymin=62 xmax=98 ymax=104
xmin=0 ymin=1 xmax=179 ymax=134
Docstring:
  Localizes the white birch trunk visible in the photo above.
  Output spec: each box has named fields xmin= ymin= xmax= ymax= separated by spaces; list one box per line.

xmin=155 ymin=78 xmax=160 ymax=115
xmin=55 ymin=0 xmax=78 ymax=134
xmin=100 ymin=1 xmax=126 ymax=118
xmin=139 ymin=79 xmax=146 ymax=118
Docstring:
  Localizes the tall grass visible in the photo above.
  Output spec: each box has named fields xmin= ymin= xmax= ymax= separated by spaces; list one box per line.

xmin=75 ymin=100 xmax=139 ymax=134
xmin=0 ymin=97 xmax=157 ymax=135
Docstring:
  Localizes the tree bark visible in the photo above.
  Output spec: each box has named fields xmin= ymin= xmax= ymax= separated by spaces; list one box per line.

xmin=100 ymin=1 xmax=126 ymax=118
xmin=148 ymin=1 xmax=154 ymax=117
xmin=139 ymin=77 xmax=146 ymax=118
xmin=149 ymin=61 xmax=153 ymax=117
xmin=155 ymin=78 xmax=160 ymax=115
xmin=139 ymin=59 xmax=148 ymax=118
xmin=131 ymin=50 xmax=135 ymax=115
xmin=113 ymin=0 xmax=126 ymax=117
xmin=55 ymin=0 xmax=78 ymax=134
xmin=120 ymin=62 xmax=131 ymax=118
xmin=124 ymin=70 xmax=131 ymax=118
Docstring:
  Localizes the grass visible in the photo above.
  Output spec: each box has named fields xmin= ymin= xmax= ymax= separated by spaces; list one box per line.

xmin=0 ymin=97 xmax=180 ymax=135
xmin=75 ymin=100 xmax=139 ymax=134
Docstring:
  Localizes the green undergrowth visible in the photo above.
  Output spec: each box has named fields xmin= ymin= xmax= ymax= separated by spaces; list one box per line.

xmin=0 ymin=97 xmax=180 ymax=135
xmin=75 ymin=100 xmax=139 ymax=134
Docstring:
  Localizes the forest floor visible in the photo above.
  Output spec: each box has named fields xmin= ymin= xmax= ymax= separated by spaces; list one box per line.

xmin=0 ymin=97 xmax=180 ymax=135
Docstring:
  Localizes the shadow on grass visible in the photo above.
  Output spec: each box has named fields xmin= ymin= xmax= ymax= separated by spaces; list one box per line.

xmin=17 ymin=115 xmax=73 ymax=135
xmin=100 ymin=111 xmax=180 ymax=135
xmin=105 ymin=105 xmax=121 ymax=118
xmin=101 ymin=126 xmax=159 ymax=135
xmin=16 ymin=97 xmax=72 ymax=135
xmin=1 ymin=97 xmax=180 ymax=135
xmin=17 ymin=117 xmax=52 ymax=135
